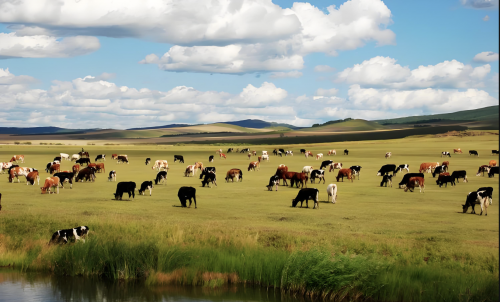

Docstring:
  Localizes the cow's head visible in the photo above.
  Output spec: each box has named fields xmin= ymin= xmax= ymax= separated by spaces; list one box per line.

xmin=462 ymin=204 xmax=469 ymax=213
xmin=291 ymin=199 xmax=299 ymax=207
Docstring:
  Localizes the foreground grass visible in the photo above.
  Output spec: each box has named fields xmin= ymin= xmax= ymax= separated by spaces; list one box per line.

xmin=0 ymin=132 xmax=498 ymax=300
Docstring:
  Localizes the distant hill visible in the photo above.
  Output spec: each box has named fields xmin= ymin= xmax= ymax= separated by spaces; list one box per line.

xmin=301 ymin=119 xmax=387 ymax=132
xmin=223 ymin=119 xmax=300 ymax=129
xmin=0 ymin=127 xmax=95 ymax=135
xmin=374 ymin=105 xmax=499 ymax=125
xmin=127 ymin=124 xmax=191 ymax=130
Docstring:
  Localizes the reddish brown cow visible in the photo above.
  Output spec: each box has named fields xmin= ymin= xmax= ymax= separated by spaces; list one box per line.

xmin=336 ymin=169 xmax=353 ymax=182
xmin=248 ymin=161 xmax=260 ymax=171
xmin=111 ymin=154 xmax=118 ymax=160
xmin=442 ymin=161 xmax=450 ymax=171
xmin=220 ymin=153 xmax=227 ymax=159
xmin=10 ymin=155 xmax=25 ymax=163
xmin=75 ymin=168 xmax=96 ymax=182
xmin=404 ymin=176 xmax=425 ymax=193
xmin=419 ymin=162 xmax=439 ymax=173
xmin=453 ymin=148 xmax=462 ymax=154
xmin=72 ymin=164 xmax=80 ymax=176
xmin=41 ymin=177 xmax=60 ymax=194
xmin=96 ymin=163 xmax=105 ymax=173
xmin=88 ymin=163 xmax=97 ymax=170
xmin=278 ymin=171 xmax=297 ymax=186
xmin=291 ymin=172 xmax=308 ymax=188
xmin=49 ymin=164 xmax=60 ymax=174
xmin=26 ymin=171 xmax=40 ymax=185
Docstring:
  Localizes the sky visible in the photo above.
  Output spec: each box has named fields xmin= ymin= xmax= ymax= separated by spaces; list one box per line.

xmin=0 ymin=0 xmax=498 ymax=129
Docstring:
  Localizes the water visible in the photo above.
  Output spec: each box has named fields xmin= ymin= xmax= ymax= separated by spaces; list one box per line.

xmin=0 ymin=269 xmax=303 ymax=302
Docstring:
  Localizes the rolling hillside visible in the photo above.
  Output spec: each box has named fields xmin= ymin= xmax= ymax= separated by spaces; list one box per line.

xmin=300 ymin=119 xmax=387 ymax=132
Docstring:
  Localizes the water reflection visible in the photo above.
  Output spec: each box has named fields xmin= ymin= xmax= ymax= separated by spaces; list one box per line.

xmin=0 ymin=270 xmax=301 ymax=302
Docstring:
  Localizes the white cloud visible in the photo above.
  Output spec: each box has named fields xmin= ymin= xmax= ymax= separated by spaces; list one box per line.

xmin=0 ymin=32 xmax=100 ymax=58
xmin=461 ymin=0 xmax=498 ymax=9
xmin=337 ymin=56 xmax=410 ymax=86
xmin=314 ymin=65 xmax=335 ymax=72
xmin=473 ymin=51 xmax=499 ymax=62
xmin=233 ymin=82 xmax=288 ymax=106
xmin=270 ymin=71 xmax=303 ymax=78
xmin=483 ymin=15 xmax=490 ymax=21
xmin=315 ymin=88 xmax=339 ymax=96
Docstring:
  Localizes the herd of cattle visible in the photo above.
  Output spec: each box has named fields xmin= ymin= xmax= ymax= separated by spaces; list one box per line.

xmin=0 ymin=146 xmax=498 ymax=243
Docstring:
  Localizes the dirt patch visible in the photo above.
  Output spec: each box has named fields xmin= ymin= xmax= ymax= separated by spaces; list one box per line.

xmin=436 ymin=131 xmax=499 ymax=137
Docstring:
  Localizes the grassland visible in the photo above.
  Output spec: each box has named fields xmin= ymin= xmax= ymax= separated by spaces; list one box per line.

xmin=0 ymin=132 xmax=498 ymax=301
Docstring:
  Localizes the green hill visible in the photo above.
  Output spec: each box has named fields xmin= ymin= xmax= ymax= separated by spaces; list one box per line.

xmin=301 ymin=119 xmax=387 ymax=132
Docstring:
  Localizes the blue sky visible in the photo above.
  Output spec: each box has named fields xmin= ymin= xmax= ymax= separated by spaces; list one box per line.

xmin=0 ymin=0 xmax=498 ymax=129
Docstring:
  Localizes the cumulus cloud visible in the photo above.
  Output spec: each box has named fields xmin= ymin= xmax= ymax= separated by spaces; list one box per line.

xmin=461 ymin=0 xmax=498 ymax=9
xmin=270 ymin=71 xmax=303 ymax=78
xmin=483 ymin=15 xmax=490 ymax=21
xmin=0 ymin=32 xmax=100 ymax=58
xmin=473 ymin=51 xmax=499 ymax=62
xmin=314 ymin=65 xmax=336 ymax=72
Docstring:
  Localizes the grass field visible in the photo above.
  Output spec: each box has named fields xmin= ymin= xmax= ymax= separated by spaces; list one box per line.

xmin=0 ymin=131 xmax=498 ymax=301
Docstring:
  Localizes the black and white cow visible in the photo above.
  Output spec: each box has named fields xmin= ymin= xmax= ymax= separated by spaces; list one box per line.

xmin=349 ymin=166 xmax=362 ymax=179
xmin=436 ymin=175 xmax=455 ymax=187
xmin=469 ymin=150 xmax=479 ymax=156
xmin=396 ymin=164 xmax=410 ymax=174
xmin=114 ymin=182 xmax=136 ymax=200
xmin=76 ymin=158 xmax=91 ymax=166
xmin=432 ymin=165 xmax=448 ymax=178
xmin=49 ymin=226 xmax=89 ymax=244
xmin=441 ymin=151 xmax=451 ymax=157
xmin=492 ymin=150 xmax=499 ymax=155
xmin=155 ymin=171 xmax=167 ymax=185
xmin=488 ymin=166 xmax=499 ymax=178
xmin=463 ymin=191 xmax=490 ymax=215
xmin=310 ymin=169 xmax=325 ymax=184
xmin=138 ymin=181 xmax=154 ymax=196
xmin=108 ymin=170 xmax=116 ymax=181
xmin=451 ymin=170 xmax=468 ymax=183
xmin=285 ymin=150 xmax=293 ymax=156
xmin=145 ymin=158 xmax=151 ymax=165
xmin=273 ymin=149 xmax=278 ymax=156
xmin=376 ymin=164 xmax=396 ymax=176
xmin=240 ymin=148 xmax=250 ymax=153
xmin=45 ymin=161 xmax=60 ymax=173
xmin=178 ymin=187 xmax=197 ymax=208
xmin=227 ymin=148 xmax=234 ymax=153
xmin=266 ymin=175 xmax=279 ymax=191
xmin=380 ymin=174 xmax=392 ymax=187
xmin=201 ymin=171 xmax=217 ymax=188
xmin=199 ymin=167 xmax=216 ymax=179
xmin=477 ymin=187 xmax=494 ymax=205
xmin=209 ymin=155 xmax=214 ymax=162
xmin=53 ymin=172 xmax=74 ymax=189
xmin=292 ymin=188 xmax=320 ymax=209
xmin=174 ymin=155 xmax=184 ymax=163
xmin=320 ymin=160 xmax=334 ymax=170
xmin=399 ymin=173 xmax=424 ymax=188
xmin=344 ymin=149 xmax=349 ymax=155
xmin=54 ymin=156 xmax=62 ymax=162
xmin=95 ymin=154 xmax=105 ymax=162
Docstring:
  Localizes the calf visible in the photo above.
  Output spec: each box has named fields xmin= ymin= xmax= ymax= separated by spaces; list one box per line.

xmin=95 ymin=154 xmax=105 ymax=162
xmin=385 ymin=152 xmax=392 ymax=159
xmin=488 ymin=166 xmax=499 ymax=178
xmin=292 ymin=188 xmax=319 ymax=209
xmin=397 ymin=164 xmax=410 ymax=173
xmin=462 ymin=191 xmax=489 ymax=216
xmin=41 ymin=177 xmax=60 ymax=194
xmin=200 ymin=167 xmax=216 ymax=179
xmin=437 ymin=175 xmax=455 ymax=187
xmin=53 ymin=172 xmax=74 ymax=189
xmin=380 ymin=174 xmax=392 ymax=187
xmin=441 ymin=151 xmax=451 ymax=157
xmin=225 ymin=169 xmax=243 ymax=182
xmin=178 ymin=187 xmax=197 ymax=208
xmin=108 ymin=170 xmax=117 ymax=181
xmin=451 ymin=170 xmax=468 ymax=183
xmin=349 ymin=166 xmax=362 ymax=179
xmin=209 ymin=155 xmax=214 ymax=162
xmin=25 ymin=171 xmax=40 ymax=186
xmin=399 ymin=173 xmax=424 ymax=189
xmin=310 ymin=169 xmax=325 ymax=184
xmin=377 ymin=164 xmax=396 ymax=176
xmin=138 ymin=181 xmax=154 ymax=196
xmin=326 ymin=184 xmax=338 ymax=203
xmin=45 ymin=161 xmax=60 ymax=173
xmin=201 ymin=171 xmax=217 ymax=188
xmin=155 ymin=171 xmax=167 ymax=185
xmin=266 ymin=175 xmax=279 ymax=191
xmin=49 ymin=226 xmax=89 ymax=245
xmin=76 ymin=158 xmax=91 ymax=166
xmin=145 ymin=158 xmax=151 ymax=165
xmin=248 ymin=161 xmax=260 ymax=171
xmin=174 ymin=155 xmax=184 ymax=163
xmin=343 ymin=149 xmax=349 ymax=155
xmin=404 ymin=177 xmax=425 ymax=193
xmin=336 ymin=169 xmax=353 ymax=182
xmin=114 ymin=182 xmax=136 ymax=200
xmin=469 ymin=150 xmax=478 ymax=156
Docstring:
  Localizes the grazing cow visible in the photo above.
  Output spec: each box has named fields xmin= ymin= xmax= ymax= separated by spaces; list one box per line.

xmin=261 ymin=154 xmax=269 ymax=161
xmin=292 ymin=188 xmax=319 ymax=209
xmin=336 ymin=169 xmax=353 ymax=182
xmin=252 ymin=150 xmax=257 ymax=156
xmin=240 ymin=148 xmax=250 ymax=153
xmin=285 ymin=150 xmax=293 ymax=156
xmin=442 ymin=161 xmax=449 ymax=171
xmin=0 ymin=162 xmax=13 ymax=173
xmin=397 ymin=164 xmax=410 ymax=174
xmin=111 ymin=154 xmax=118 ymax=160
xmin=404 ymin=177 xmax=425 ymax=193
xmin=489 ymin=160 xmax=497 ymax=167
xmin=117 ymin=155 xmax=129 ymax=164
xmin=302 ymin=166 xmax=314 ymax=176
xmin=95 ymin=154 xmax=105 ymax=162
xmin=10 ymin=155 xmax=25 ymax=163
xmin=278 ymin=171 xmax=298 ymax=187
xmin=273 ymin=149 xmax=278 ymax=156
xmin=419 ymin=162 xmax=440 ymax=173
xmin=435 ymin=172 xmax=450 ymax=183
xmin=398 ymin=173 xmax=424 ymax=189
xmin=53 ymin=172 xmax=74 ymax=189
xmin=488 ymin=166 xmax=499 ymax=178
xmin=108 ymin=170 xmax=117 ymax=181
xmin=310 ymin=169 xmax=325 ymax=184
xmin=53 ymin=156 xmax=62 ymax=163
xmin=49 ymin=226 xmax=89 ymax=245
xmin=451 ymin=170 xmax=468 ymax=183
xmin=71 ymin=154 xmax=80 ymax=161
xmin=305 ymin=151 xmax=313 ymax=158
xmin=432 ymin=165 xmax=448 ymax=178
xmin=227 ymin=148 xmax=234 ymax=153
xmin=184 ymin=165 xmax=195 ymax=177
xmin=216 ymin=149 xmax=222 ymax=154
xmin=225 ymin=169 xmax=243 ymax=182
xmin=385 ymin=152 xmax=392 ymax=159
xmin=277 ymin=151 xmax=283 ymax=157
xmin=274 ymin=165 xmax=289 ymax=185
xmin=155 ymin=171 xmax=167 ymax=185
xmin=25 ymin=171 xmax=40 ymax=186
xmin=344 ymin=149 xmax=349 ymax=155
xmin=152 ymin=160 xmax=169 ymax=171
xmin=436 ymin=175 xmax=455 ymax=187
xmin=200 ymin=167 xmax=216 ymax=179
xmin=201 ymin=171 xmax=217 ymax=188
xmin=174 ymin=155 xmax=184 ymax=163
xmin=266 ymin=175 xmax=280 ymax=191
xmin=453 ymin=148 xmax=462 ymax=154
xmin=138 ymin=181 xmax=154 ymax=196
xmin=328 ymin=150 xmax=336 ymax=156
xmin=492 ymin=150 xmax=499 ymax=155
xmin=476 ymin=165 xmax=490 ymax=176
xmin=477 ymin=187 xmax=494 ymax=205
xmin=75 ymin=168 xmax=96 ymax=182
xmin=40 ymin=177 xmax=60 ymax=194
xmin=45 ymin=161 xmax=60 ymax=173
xmin=349 ymin=166 xmax=362 ymax=180
xmin=114 ymin=182 xmax=136 ymax=200
xmin=377 ymin=164 xmax=397 ymax=176
xmin=178 ymin=187 xmax=197 ymax=208
xmin=78 ymin=151 xmax=89 ymax=158
xmin=60 ymin=153 xmax=70 ymax=161
xmin=220 ymin=153 xmax=227 ymax=159
xmin=320 ymin=160 xmax=334 ymax=170
xmin=262 ymin=151 xmax=268 ymax=155
xmin=326 ymin=184 xmax=338 ymax=203
xmin=9 ymin=167 xmax=34 ymax=183
xmin=300 ymin=149 xmax=306 ymax=154
xmin=328 ymin=163 xmax=343 ymax=173
xmin=194 ymin=162 xmax=204 ymax=173
xmin=380 ymin=174 xmax=392 ymax=187
xmin=209 ymin=155 xmax=214 ymax=162
xmin=441 ymin=151 xmax=451 ymax=157
xmin=72 ymin=164 xmax=80 ymax=176
xmin=292 ymin=173 xmax=310 ymax=189
xmin=316 ymin=153 xmax=324 ymax=160
xmin=145 ymin=158 xmax=151 ymax=165
xmin=248 ymin=161 xmax=260 ymax=171
xmin=76 ymin=158 xmax=91 ymax=166
xmin=462 ymin=191 xmax=490 ymax=216
xmin=93 ymin=163 xmax=105 ymax=173
xmin=469 ymin=150 xmax=479 ymax=156
xmin=279 ymin=148 xmax=285 ymax=154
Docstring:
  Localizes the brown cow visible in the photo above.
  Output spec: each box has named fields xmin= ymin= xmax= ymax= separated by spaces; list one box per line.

xmin=25 ymin=171 xmax=40 ymax=185
xmin=336 ymin=169 xmax=353 ymax=182
xmin=252 ymin=150 xmax=257 ymax=156
xmin=75 ymin=168 xmax=96 ymax=182
xmin=291 ymin=172 xmax=308 ymax=188
xmin=248 ymin=161 xmax=260 ymax=171
xmin=476 ymin=165 xmax=490 ymax=176
xmin=305 ymin=151 xmax=313 ymax=158
xmin=49 ymin=164 xmax=60 ymax=174
xmin=117 ymin=155 xmax=129 ymax=164
xmin=225 ymin=168 xmax=242 ymax=182
xmin=78 ymin=151 xmax=90 ymax=158
xmin=275 ymin=165 xmax=288 ymax=185
xmin=220 ymin=153 xmax=227 ymax=159
xmin=453 ymin=148 xmax=462 ymax=154
xmin=419 ymin=162 xmax=439 ymax=173
xmin=10 ymin=155 xmax=25 ymax=163
xmin=88 ymin=163 xmax=97 ymax=170
xmin=404 ymin=176 xmax=425 ymax=193
xmin=72 ymin=164 xmax=81 ymax=176
xmin=489 ymin=160 xmax=497 ymax=167
xmin=95 ymin=163 xmax=105 ymax=173
xmin=41 ymin=177 xmax=60 ymax=194
xmin=8 ymin=167 xmax=33 ymax=183
xmin=111 ymin=154 xmax=118 ymax=159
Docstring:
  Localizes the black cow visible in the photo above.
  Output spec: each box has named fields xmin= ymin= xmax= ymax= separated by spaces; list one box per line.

xmin=208 ymin=155 xmax=214 ymax=162
xmin=95 ymin=154 xmax=105 ymax=162
xmin=399 ymin=173 xmax=424 ymax=188
xmin=380 ymin=174 xmax=392 ymax=187
xmin=349 ymin=166 xmax=362 ymax=179
xmin=266 ymin=175 xmax=279 ymax=191
xmin=76 ymin=158 xmax=91 ymax=166
xmin=279 ymin=148 xmax=285 ymax=154
xmin=451 ymin=170 xmax=468 ymax=183
xmin=54 ymin=156 xmax=61 ymax=162
xmin=178 ymin=187 xmax=197 ymax=208
xmin=199 ymin=167 xmax=216 ymax=179
xmin=292 ymin=188 xmax=319 ymax=209
xmin=344 ymin=149 xmax=349 ymax=155
xmin=201 ymin=171 xmax=217 ymax=188
xmin=155 ymin=171 xmax=167 ymax=185
xmin=377 ymin=164 xmax=396 ymax=176
xmin=437 ymin=176 xmax=455 ymax=187
xmin=397 ymin=164 xmax=410 ymax=173
xmin=320 ymin=160 xmax=334 ymax=170
xmin=145 ymin=158 xmax=151 ymax=165
xmin=492 ymin=150 xmax=499 ymax=155
xmin=227 ymin=148 xmax=234 ymax=153
xmin=432 ymin=165 xmax=447 ymax=178
xmin=463 ymin=191 xmax=490 ymax=215
xmin=469 ymin=150 xmax=479 ymax=156
xmin=53 ymin=172 xmax=74 ymax=189
xmin=138 ymin=181 xmax=153 ymax=196
xmin=310 ymin=169 xmax=325 ymax=184
xmin=114 ymin=182 xmax=136 ymax=200
xmin=488 ymin=166 xmax=499 ymax=178
xmin=174 ymin=155 xmax=184 ymax=163
xmin=477 ymin=187 xmax=494 ymax=204
xmin=300 ymin=149 xmax=306 ymax=154
xmin=49 ymin=226 xmax=89 ymax=245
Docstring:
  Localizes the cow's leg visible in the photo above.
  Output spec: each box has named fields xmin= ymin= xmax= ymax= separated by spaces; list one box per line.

xmin=149 ymin=186 xmax=152 ymax=196
xmin=305 ymin=199 xmax=309 ymax=208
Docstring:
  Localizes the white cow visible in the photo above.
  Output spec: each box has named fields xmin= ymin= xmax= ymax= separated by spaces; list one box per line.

xmin=0 ymin=162 xmax=13 ymax=174
xmin=328 ymin=150 xmax=336 ymax=156
xmin=385 ymin=152 xmax=392 ymax=159
xmin=184 ymin=165 xmax=195 ymax=177
xmin=326 ymin=184 xmax=338 ymax=203
xmin=60 ymin=153 xmax=70 ymax=161
xmin=71 ymin=154 xmax=80 ymax=161
xmin=152 ymin=160 xmax=168 ymax=171
xmin=316 ymin=153 xmax=324 ymax=160
xmin=261 ymin=154 xmax=269 ymax=161
xmin=302 ymin=166 xmax=314 ymax=176
xmin=262 ymin=151 xmax=268 ymax=155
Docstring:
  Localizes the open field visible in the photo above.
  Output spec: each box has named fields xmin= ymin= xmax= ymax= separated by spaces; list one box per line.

xmin=0 ymin=132 xmax=498 ymax=300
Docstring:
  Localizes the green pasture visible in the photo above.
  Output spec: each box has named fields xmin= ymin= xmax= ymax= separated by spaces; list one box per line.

xmin=0 ymin=132 xmax=498 ymax=300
